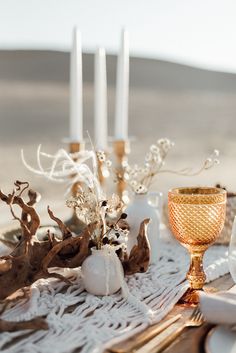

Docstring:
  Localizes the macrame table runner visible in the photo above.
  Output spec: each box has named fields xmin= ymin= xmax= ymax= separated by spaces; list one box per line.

xmin=0 ymin=235 xmax=229 ymax=353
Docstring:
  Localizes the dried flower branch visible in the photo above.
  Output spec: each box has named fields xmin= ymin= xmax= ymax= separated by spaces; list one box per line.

xmin=22 ymin=147 xmax=128 ymax=251
xmin=118 ymin=139 xmax=220 ymax=194
xmin=0 ymin=182 xmax=98 ymax=301
xmin=96 ymin=150 xmax=112 ymax=179
xmin=66 ymin=191 xmax=128 ymax=250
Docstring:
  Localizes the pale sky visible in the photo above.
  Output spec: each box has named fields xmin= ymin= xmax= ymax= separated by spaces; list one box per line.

xmin=0 ymin=0 xmax=236 ymax=73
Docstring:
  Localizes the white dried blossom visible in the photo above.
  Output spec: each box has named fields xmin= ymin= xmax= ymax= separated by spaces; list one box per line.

xmin=106 ymin=160 xmax=112 ymax=167
xmin=134 ymin=184 xmax=148 ymax=194
xmin=213 ymin=149 xmax=220 ymax=157
xmin=157 ymin=138 xmax=174 ymax=156
xmin=107 ymin=227 xmax=128 ymax=248
xmin=123 ymin=172 xmax=130 ymax=181
xmin=130 ymin=180 xmax=138 ymax=187
xmin=121 ymin=139 xmax=174 ymax=194
xmin=107 ymin=193 xmax=121 ymax=210
xmin=145 ymin=152 xmax=152 ymax=162
xmin=66 ymin=187 xmax=127 ymax=250
xmin=66 ymin=189 xmax=101 ymax=225
xmin=96 ymin=150 xmax=106 ymax=162
xmin=203 ymin=150 xmax=220 ymax=170
xmin=120 ymin=139 xmax=220 ymax=195
xmin=96 ymin=150 xmax=112 ymax=179
xmin=150 ymin=144 xmax=160 ymax=154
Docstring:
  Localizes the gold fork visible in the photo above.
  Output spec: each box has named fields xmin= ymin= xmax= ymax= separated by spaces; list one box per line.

xmin=109 ymin=314 xmax=181 ymax=353
xmin=137 ymin=307 xmax=204 ymax=353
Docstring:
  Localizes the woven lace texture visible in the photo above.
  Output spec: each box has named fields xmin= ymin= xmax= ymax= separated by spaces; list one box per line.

xmin=0 ymin=236 xmax=229 ymax=353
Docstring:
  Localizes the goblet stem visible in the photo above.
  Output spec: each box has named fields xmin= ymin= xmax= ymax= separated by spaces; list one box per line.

xmin=179 ymin=251 xmax=206 ymax=306
xmin=187 ymin=251 xmax=206 ymax=290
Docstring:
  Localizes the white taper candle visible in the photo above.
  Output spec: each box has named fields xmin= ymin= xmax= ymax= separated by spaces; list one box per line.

xmin=70 ymin=27 xmax=83 ymax=142
xmin=114 ymin=29 xmax=129 ymax=140
xmin=94 ymin=47 xmax=108 ymax=150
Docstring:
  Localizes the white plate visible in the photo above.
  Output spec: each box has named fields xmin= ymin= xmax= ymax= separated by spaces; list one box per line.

xmin=205 ymin=326 xmax=236 ymax=353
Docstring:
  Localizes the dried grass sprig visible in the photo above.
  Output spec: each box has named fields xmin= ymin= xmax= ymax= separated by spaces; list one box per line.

xmin=21 ymin=146 xmax=103 ymax=199
xmin=120 ymin=139 xmax=220 ymax=194
xmin=22 ymin=146 xmax=127 ymax=250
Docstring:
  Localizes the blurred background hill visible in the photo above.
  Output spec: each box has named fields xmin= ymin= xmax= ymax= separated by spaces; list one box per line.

xmin=0 ymin=51 xmax=235 ymax=208
xmin=0 ymin=0 xmax=236 ymax=224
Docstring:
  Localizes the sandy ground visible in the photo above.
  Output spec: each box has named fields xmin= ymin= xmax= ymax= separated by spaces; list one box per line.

xmin=0 ymin=51 xmax=236 ymax=225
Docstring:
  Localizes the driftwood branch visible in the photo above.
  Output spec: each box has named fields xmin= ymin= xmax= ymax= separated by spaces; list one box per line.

xmin=0 ymin=182 xmax=98 ymax=333
xmin=48 ymin=206 xmax=72 ymax=240
xmin=0 ymin=317 xmax=48 ymax=332
xmin=0 ymin=287 xmax=48 ymax=332
xmin=122 ymin=219 xmax=150 ymax=275
xmin=0 ymin=181 xmax=151 ymax=333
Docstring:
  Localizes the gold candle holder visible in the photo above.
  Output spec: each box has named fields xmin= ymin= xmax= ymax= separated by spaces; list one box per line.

xmin=97 ymin=159 xmax=105 ymax=185
xmin=113 ymin=140 xmax=130 ymax=201
xmin=96 ymin=151 xmax=108 ymax=186
xmin=66 ymin=141 xmax=85 ymax=233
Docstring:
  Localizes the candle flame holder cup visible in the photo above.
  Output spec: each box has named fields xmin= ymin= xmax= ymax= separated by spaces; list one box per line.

xmin=113 ymin=140 xmax=130 ymax=202
xmin=168 ymin=186 xmax=226 ymax=305
xmin=66 ymin=141 xmax=86 ymax=233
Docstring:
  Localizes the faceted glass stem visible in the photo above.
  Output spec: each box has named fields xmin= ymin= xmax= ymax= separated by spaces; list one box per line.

xmin=178 ymin=251 xmax=207 ymax=306
xmin=187 ymin=251 xmax=206 ymax=290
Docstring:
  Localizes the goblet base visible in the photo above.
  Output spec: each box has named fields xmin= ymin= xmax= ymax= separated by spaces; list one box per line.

xmin=178 ymin=286 xmax=218 ymax=307
xmin=178 ymin=288 xmax=201 ymax=306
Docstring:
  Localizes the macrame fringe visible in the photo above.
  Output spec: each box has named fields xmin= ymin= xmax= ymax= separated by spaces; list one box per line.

xmin=0 ymin=241 xmax=229 ymax=353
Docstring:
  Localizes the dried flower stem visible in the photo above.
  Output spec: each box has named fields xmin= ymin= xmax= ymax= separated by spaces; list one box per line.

xmin=120 ymin=139 xmax=220 ymax=194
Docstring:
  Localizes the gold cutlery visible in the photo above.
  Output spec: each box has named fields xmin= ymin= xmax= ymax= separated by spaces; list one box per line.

xmin=137 ymin=307 xmax=204 ymax=353
xmin=109 ymin=314 xmax=181 ymax=353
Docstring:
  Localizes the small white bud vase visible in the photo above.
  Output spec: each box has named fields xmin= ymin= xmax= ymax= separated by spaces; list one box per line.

xmin=125 ymin=192 xmax=162 ymax=264
xmin=229 ymin=216 xmax=236 ymax=283
xmin=81 ymin=246 xmax=125 ymax=296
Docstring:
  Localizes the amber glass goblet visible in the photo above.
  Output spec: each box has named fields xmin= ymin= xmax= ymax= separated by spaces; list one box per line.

xmin=168 ymin=187 xmax=226 ymax=305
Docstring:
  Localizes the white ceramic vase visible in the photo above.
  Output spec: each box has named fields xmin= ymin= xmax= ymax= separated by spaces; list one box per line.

xmin=81 ymin=246 xmax=124 ymax=296
xmin=125 ymin=192 xmax=162 ymax=264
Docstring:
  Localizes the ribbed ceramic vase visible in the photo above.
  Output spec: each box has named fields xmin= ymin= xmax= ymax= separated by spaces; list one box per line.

xmin=81 ymin=247 xmax=124 ymax=296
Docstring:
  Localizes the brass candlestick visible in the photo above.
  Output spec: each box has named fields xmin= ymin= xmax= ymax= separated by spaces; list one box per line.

xmin=113 ymin=140 xmax=130 ymax=201
xmin=97 ymin=158 xmax=105 ymax=186
xmin=66 ymin=141 xmax=85 ymax=233
xmin=96 ymin=150 xmax=109 ymax=186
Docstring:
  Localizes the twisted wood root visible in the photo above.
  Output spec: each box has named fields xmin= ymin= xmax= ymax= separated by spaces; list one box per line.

xmin=122 ymin=219 xmax=150 ymax=275
xmin=0 ymin=182 xmax=151 ymax=332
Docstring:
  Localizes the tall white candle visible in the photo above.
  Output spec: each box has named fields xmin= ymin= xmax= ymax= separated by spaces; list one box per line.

xmin=114 ymin=29 xmax=129 ymax=140
xmin=70 ymin=27 xmax=83 ymax=142
xmin=94 ymin=47 xmax=108 ymax=150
